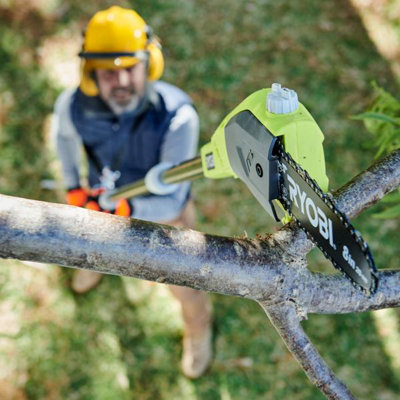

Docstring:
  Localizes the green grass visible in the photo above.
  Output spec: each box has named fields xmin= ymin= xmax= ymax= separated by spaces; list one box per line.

xmin=0 ymin=0 xmax=400 ymax=399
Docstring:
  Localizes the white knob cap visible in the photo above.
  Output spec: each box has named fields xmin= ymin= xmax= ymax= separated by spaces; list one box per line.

xmin=267 ymin=83 xmax=299 ymax=114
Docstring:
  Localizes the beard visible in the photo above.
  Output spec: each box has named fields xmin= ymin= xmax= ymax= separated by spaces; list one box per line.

xmin=106 ymin=87 xmax=141 ymax=115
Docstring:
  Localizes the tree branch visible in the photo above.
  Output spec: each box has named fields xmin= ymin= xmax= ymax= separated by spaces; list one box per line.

xmin=334 ymin=148 xmax=400 ymax=218
xmin=0 ymin=150 xmax=399 ymax=311
xmin=260 ymin=302 xmax=356 ymax=400
xmin=0 ymin=195 xmax=306 ymax=301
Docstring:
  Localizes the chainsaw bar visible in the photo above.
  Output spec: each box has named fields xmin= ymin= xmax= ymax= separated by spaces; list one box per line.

xmin=276 ymin=141 xmax=378 ymax=295
xmin=222 ymin=109 xmax=378 ymax=294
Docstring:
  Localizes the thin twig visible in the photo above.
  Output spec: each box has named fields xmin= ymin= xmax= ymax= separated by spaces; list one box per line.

xmin=260 ymin=302 xmax=356 ymax=400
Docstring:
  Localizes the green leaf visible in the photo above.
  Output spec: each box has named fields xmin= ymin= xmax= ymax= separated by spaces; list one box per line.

xmin=381 ymin=190 xmax=400 ymax=204
xmin=372 ymin=204 xmax=400 ymax=219
xmin=351 ymin=112 xmax=400 ymax=125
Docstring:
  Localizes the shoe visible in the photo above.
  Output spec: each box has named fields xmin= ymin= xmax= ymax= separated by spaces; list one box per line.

xmin=71 ymin=269 xmax=103 ymax=294
xmin=181 ymin=326 xmax=212 ymax=379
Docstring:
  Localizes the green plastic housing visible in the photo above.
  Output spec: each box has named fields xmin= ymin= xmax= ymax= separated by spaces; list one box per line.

xmin=200 ymin=88 xmax=329 ymax=192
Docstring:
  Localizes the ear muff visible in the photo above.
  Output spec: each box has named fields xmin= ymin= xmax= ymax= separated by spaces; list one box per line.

xmin=147 ymin=41 xmax=164 ymax=81
xmin=80 ymin=60 xmax=100 ymax=97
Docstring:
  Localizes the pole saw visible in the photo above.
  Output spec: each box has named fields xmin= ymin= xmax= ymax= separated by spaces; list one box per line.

xmin=99 ymin=83 xmax=378 ymax=295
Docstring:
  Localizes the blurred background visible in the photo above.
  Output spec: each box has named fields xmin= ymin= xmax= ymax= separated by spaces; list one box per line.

xmin=0 ymin=0 xmax=400 ymax=398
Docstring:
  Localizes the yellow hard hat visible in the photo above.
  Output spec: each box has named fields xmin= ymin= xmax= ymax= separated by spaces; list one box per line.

xmin=79 ymin=6 xmax=164 ymax=96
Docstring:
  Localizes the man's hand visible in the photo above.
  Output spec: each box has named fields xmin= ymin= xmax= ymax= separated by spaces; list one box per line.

xmin=66 ymin=187 xmax=132 ymax=217
xmin=84 ymin=187 xmax=104 ymax=212
xmin=113 ymin=198 xmax=132 ymax=217
xmin=66 ymin=187 xmax=88 ymax=207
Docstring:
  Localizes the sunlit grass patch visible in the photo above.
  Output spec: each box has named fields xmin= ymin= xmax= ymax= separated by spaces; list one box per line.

xmin=373 ymin=308 xmax=400 ymax=377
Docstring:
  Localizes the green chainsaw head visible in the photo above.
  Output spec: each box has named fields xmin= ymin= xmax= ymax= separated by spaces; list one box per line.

xmin=200 ymin=85 xmax=329 ymax=222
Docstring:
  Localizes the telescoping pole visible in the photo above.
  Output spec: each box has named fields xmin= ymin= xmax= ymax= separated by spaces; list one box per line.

xmin=108 ymin=156 xmax=204 ymax=202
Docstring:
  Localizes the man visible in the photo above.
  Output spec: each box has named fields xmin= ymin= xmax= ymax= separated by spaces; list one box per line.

xmin=52 ymin=5 xmax=212 ymax=379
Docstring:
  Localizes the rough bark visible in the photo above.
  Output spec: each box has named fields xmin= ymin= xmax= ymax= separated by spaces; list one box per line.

xmin=0 ymin=149 xmax=399 ymax=399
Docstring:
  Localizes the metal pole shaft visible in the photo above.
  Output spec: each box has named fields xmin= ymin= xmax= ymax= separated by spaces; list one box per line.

xmin=109 ymin=156 xmax=203 ymax=201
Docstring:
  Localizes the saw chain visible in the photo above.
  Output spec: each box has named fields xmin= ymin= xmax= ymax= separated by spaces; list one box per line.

xmin=276 ymin=140 xmax=378 ymax=294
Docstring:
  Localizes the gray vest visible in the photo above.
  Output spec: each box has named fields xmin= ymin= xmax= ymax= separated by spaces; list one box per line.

xmin=70 ymin=81 xmax=193 ymax=187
